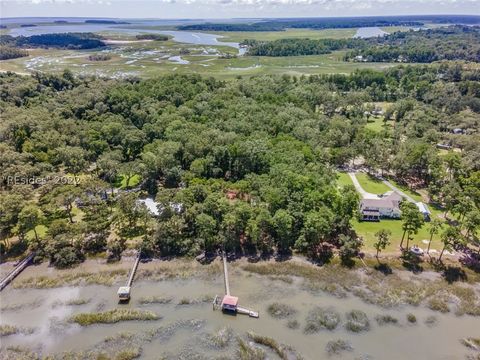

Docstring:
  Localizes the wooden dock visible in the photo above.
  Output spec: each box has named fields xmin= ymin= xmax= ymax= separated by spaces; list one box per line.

xmin=222 ymin=254 xmax=231 ymax=296
xmin=118 ymin=252 xmax=141 ymax=301
xmin=214 ymin=251 xmax=259 ymax=318
xmin=0 ymin=252 xmax=35 ymax=291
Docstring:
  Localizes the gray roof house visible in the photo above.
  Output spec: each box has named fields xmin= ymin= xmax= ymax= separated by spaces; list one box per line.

xmin=359 ymin=191 xmax=402 ymax=221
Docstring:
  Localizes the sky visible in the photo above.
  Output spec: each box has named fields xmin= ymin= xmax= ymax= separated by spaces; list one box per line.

xmin=1 ymin=0 xmax=480 ymax=19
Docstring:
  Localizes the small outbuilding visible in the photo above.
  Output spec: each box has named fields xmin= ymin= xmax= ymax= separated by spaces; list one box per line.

xmin=221 ymin=295 xmax=239 ymax=313
xmin=416 ymin=202 xmax=431 ymax=221
xmin=117 ymin=286 xmax=131 ymax=301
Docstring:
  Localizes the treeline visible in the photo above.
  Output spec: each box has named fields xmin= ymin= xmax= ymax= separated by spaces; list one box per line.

xmin=88 ymin=53 xmax=111 ymax=61
xmin=244 ymin=26 xmax=480 ymax=62
xmin=0 ymin=46 xmax=28 ymax=60
xmin=135 ymin=34 xmax=169 ymax=41
xmin=0 ymin=33 xmax=105 ymax=50
xmin=245 ymin=38 xmax=361 ymax=56
xmin=84 ymin=19 xmax=130 ymax=24
xmin=345 ymin=26 xmax=480 ymax=63
xmin=178 ymin=15 xmax=480 ymax=32
xmin=0 ymin=63 xmax=478 ymax=267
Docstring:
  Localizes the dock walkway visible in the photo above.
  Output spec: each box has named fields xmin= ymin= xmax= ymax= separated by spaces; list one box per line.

xmin=0 ymin=252 xmax=35 ymax=291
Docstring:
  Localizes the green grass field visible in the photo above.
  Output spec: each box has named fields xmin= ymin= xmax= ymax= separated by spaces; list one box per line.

xmin=365 ymin=117 xmax=394 ymax=133
xmin=354 ymin=218 xmax=442 ymax=252
xmin=214 ymin=28 xmax=358 ymax=42
xmin=336 ymin=172 xmax=353 ymax=188
xmin=355 ymin=173 xmax=390 ymax=194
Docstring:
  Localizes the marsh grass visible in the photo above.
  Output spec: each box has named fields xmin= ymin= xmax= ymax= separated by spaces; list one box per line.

xmin=114 ymin=348 xmax=142 ymax=360
xmin=70 ymin=309 xmax=159 ymax=326
xmin=138 ymin=296 xmax=173 ymax=305
xmin=14 ymin=269 xmax=128 ymax=289
xmin=0 ymin=324 xmax=35 ymax=336
xmin=461 ymin=338 xmax=480 ymax=351
xmin=1 ymin=346 xmax=39 ymax=360
xmin=0 ymin=298 xmax=43 ymax=312
xmin=267 ymin=302 xmax=297 ymax=319
xmin=345 ymin=310 xmax=370 ymax=332
xmin=427 ymin=297 xmax=450 ymax=313
xmin=247 ymin=332 xmax=290 ymax=360
xmin=304 ymin=306 xmax=341 ymax=333
xmin=207 ymin=326 xmax=233 ymax=349
xmin=375 ymin=314 xmax=398 ymax=326
xmin=177 ymin=294 xmax=212 ymax=305
xmin=66 ymin=298 xmax=91 ymax=306
xmin=325 ymin=339 xmax=353 ymax=356
xmin=237 ymin=337 xmax=265 ymax=360
xmin=137 ymin=260 xmax=222 ymax=281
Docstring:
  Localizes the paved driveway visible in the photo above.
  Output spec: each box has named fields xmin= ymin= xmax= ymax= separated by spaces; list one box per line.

xmin=348 ymin=172 xmax=379 ymax=199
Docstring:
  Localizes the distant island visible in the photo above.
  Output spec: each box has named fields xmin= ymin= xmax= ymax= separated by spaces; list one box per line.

xmin=84 ymin=19 xmax=130 ymax=25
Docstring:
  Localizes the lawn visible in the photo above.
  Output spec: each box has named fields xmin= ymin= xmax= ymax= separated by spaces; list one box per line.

xmin=336 ymin=172 xmax=353 ymax=188
xmin=354 ymin=218 xmax=443 ymax=253
xmin=26 ymin=224 xmax=48 ymax=241
xmin=365 ymin=117 xmax=393 ymax=133
xmin=355 ymin=173 xmax=390 ymax=194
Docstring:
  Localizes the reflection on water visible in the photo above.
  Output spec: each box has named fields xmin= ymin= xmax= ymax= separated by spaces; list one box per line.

xmin=0 ymin=265 xmax=478 ymax=359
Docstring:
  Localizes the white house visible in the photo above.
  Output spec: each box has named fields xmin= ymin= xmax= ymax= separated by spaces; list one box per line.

xmin=359 ymin=191 xmax=402 ymax=221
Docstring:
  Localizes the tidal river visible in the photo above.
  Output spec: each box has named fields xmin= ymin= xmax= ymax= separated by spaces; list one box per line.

xmin=7 ymin=22 xmax=246 ymax=54
xmin=0 ymin=258 xmax=478 ymax=359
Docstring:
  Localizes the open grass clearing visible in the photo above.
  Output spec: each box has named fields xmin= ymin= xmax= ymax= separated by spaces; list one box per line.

xmin=354 ymin=218 xmax=443 ymax=252
xmin=213 ymin=28 xmax=358 ymax=42
xmin=336 ymin=172 xmax=353 ymax=188
xmin=355 ymin=172 xmax=390 ymax=194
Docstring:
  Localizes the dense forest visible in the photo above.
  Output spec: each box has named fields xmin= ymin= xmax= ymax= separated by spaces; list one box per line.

xmin=135 ymin=34 xmax=169 ymax=41
xmin=0 ymin=45 xmax=29 ymax=60
xmin=0 ymin=33 xmax=106 ymax=50
xmin=245 ymin=26 xmax=480 ymax=62
xmin=178 ymin=15 xmax=480 ymax=32
xmin=0 ymin=63 xmax=479 ymax=268
xmin=346 ymin=26 xmax=480 ymax=63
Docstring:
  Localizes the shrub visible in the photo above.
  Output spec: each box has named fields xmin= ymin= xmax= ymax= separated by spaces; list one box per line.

xmin=88 ymin=53 xmax=112 ymax=61
xmin=304 ymin=306 xmax=341 ymax=333
xmin=345 ymin=310 xmax=370 ymax=332
xmin=407 ymin=313 xmax=417 ymax=323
